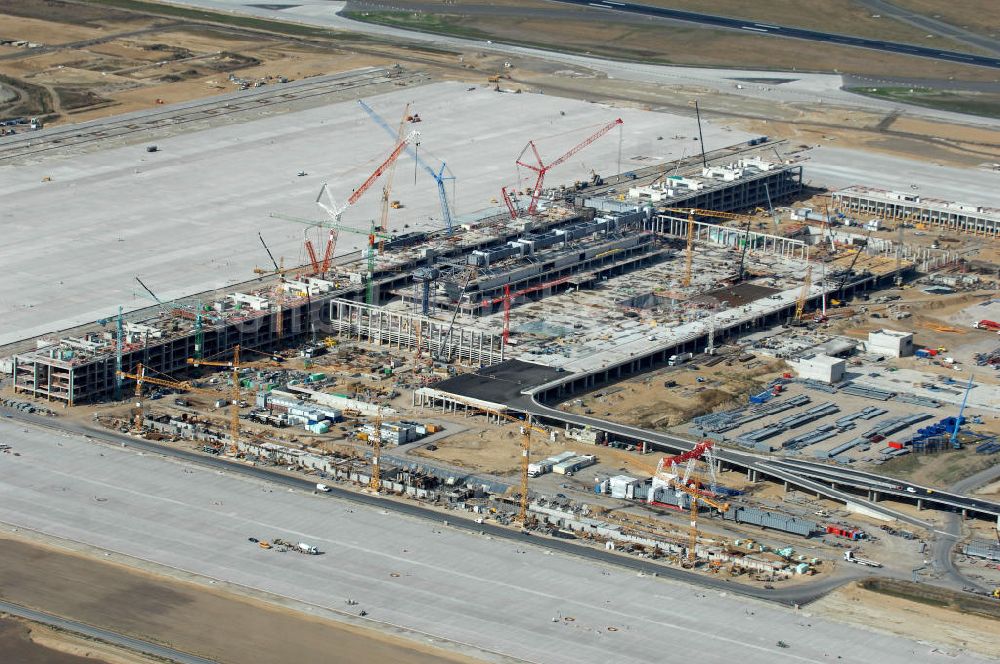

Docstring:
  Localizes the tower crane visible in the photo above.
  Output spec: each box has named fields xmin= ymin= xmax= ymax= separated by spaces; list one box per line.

xmin=734 ymin=214 xmax=754 ymax=283
xmin=660 ymin=208 xmax=749 ymax=288
xmin=648 ymin=440 xmax=729 ymax=565
xmin=117 ymin=357 xmax=254 ymax=453
xmin=514 ymin=118 xmax=623 ymax=216
xmin=271 ymin=214 xmax=393 ymax=305
xmin=479 ymin=276 xmax=569 ymax=345
xmin=254 ymin=232 xmax=297 ymax=339
xmin=444 ymin=396 xmax=547 ymax=523
xmin=358 ymin=99 xmax=456 ymax=235
xmin=187 ymin=345 xmax=247 ymax=454
xmin=370 ymin=406 xmax=384 ymax=492
xmin=794 ymin=265 xmax=812 ymax=322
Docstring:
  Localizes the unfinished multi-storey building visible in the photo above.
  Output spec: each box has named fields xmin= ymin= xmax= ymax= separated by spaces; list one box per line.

xmin=832 ymin=186 xmax=1000 ymax=237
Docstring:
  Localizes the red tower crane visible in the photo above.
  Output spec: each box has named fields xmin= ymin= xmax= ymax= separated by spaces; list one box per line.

xmin=656 ymin=439 xmax=715 ymax=477
xmin=480 ymin=276 xmax=569 ymax=344
xmin=514 ymin=118 xmax=623 ymax=216
xmin=294 ymin=129 xmax=419 ymax=278
xmin=501 ymin=185 xmax=519 ymax=221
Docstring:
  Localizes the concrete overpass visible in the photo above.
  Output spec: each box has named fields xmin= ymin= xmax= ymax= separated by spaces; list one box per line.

xmin=416 ymin=360 xmax=1000 ymax=527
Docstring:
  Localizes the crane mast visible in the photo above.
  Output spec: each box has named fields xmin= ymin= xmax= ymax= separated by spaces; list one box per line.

xmin=358 ymin=99 xmax=456 ymax=235
xmin=795 ymin=266 xmax=812 ymax=322
xmin=187 ymin=345 xmax=245 ymax=454
xmin=515 ymin=118 xmax=623 ymax=215
xmin=481 ymin=276 xmax=570 ymax=344
xmin=370 ymin=407 xmax=383 ymax=492
xmin=376 ymin=104 xmax=410 ymax=254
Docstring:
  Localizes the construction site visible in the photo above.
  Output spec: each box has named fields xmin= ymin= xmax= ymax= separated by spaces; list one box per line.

xmin=2 ymin=13 xmax=1000 ymax=662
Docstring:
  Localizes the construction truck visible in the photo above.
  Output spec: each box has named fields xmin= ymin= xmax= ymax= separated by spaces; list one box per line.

xmin=668 ymin=352 xmax=693 ymax=366
xmin=296 ymin=542 xmax=319 ymax=555
xmin=843 ymin=550 xmax=881 ymax=567
xmin=973 ymin=319 xmax=1000 ymax=331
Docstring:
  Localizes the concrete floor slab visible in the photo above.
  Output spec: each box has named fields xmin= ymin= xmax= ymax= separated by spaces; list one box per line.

xmin=0 ymin=420 xmax=990 ymax=663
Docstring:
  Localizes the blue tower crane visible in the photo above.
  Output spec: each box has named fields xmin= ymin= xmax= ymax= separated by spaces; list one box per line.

xmin=357 ymin=99 xmax=455 ymax=235
xmin=950 ymin=373 xmax=975 ymax=449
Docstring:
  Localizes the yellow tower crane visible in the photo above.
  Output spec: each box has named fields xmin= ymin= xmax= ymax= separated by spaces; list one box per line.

xmin=448 ymin=397 xmax=547 ymax=523
xmin=187 ymin=345 xmax=247 ymax=453
xmin=794 ymin=265 xmax=812 ymax=322
xmin=645 ymin=441 xmax=731 ymax=565
xmin=376 ymin=104 xmax=410 ymax=255
xmin=370 ymin=407 xmax=384 ymax=492
xmin=671 ymin=481 xmax=730 ymax=565
xmin=117 ymin=360 xmax=254 ymax=453
xmin=660 ymin=208 xmax=752 ymax=288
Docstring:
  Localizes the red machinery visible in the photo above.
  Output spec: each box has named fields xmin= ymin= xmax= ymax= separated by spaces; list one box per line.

xmin=480 ymin=276 xmax=570 ymax=344
xmin=509 ymin=118 xmax=623 ymax=217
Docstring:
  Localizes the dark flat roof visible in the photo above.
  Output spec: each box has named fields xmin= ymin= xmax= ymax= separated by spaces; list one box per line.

xmin=692 ymin=283 xmax=779 ymax=308
xmin=432 ymin=360 xmax=566 ymax=405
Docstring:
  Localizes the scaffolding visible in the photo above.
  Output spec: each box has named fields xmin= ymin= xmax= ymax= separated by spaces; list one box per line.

xmin=328 ymin=299 xmax=504 ymax=365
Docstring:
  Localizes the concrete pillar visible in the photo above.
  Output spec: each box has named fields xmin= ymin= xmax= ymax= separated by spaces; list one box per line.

xmin=916 ymin=499 xmax=923 ymax=511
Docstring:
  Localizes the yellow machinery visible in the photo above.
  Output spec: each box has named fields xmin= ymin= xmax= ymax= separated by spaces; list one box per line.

xmin=187 ymin=345 xmax=247 ymax=453
xmin=117 ymin=354 xmax=253 ymax=454
xmin=660 ymin=208 xmax=752 ymax=288
xmin=449 ymin=397 xmax=547 ymax=523
xmin=794 ymin=266 xmax=812 ymax=322
xmin=370 ymin=407 xmax=384 ymax=492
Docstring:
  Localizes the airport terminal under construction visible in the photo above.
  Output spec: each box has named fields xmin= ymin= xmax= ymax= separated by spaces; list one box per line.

xmin=2 ymin=65 xmax=1000 ymax=664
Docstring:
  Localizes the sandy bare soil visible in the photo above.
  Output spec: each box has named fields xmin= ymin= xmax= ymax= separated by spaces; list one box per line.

xmin=0 ymin=535 xmax=481 ymax=664
xmin=811 ymin=582 xmax=1000 ymax=659
xmin=0 ymin=615 xmax=164 ymax=664
xmin=0 ymin=617 xmax=111 ymax=664
xmin=410 ymin=417 xmax=588 ymax=474
xmin=557 ymin=359 xmax=787 ymax=430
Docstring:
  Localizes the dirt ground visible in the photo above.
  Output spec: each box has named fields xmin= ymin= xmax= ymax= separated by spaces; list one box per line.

xmin=2 ymin=1 xmax=999 ymax=172
xmin=409 ymin=417 xmax=590 ymax=474
xmin=0 ymin=535 xmax=481 ymax=664
xmin=0 ymin=8 xmax=396 ymax=125
xmin=810 ymin=581 xmax=1000 ymax=659
xmin=877 ymin=446 xmax=997 ymax=487
xmin=0 ymin=615 xmax=161 ymax=664
xmin=556 ymin=358 xmax=788 ymax=431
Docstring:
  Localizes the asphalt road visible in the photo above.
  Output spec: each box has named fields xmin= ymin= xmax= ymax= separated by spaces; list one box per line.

xmin=551 ymin=0 xmax=1000 ymax=69
xmin=1 ymin=406 xmax=856 ymax=606
xmin=931 ymin=463 xmax=1000 ymax=592
xmin=509 ymin=393 xmax=1000 ymax=522
xmin=856 ymin=0 xmax=1000 ymax=57
xmin=0 ymin=599 xmax=215 ymax=664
